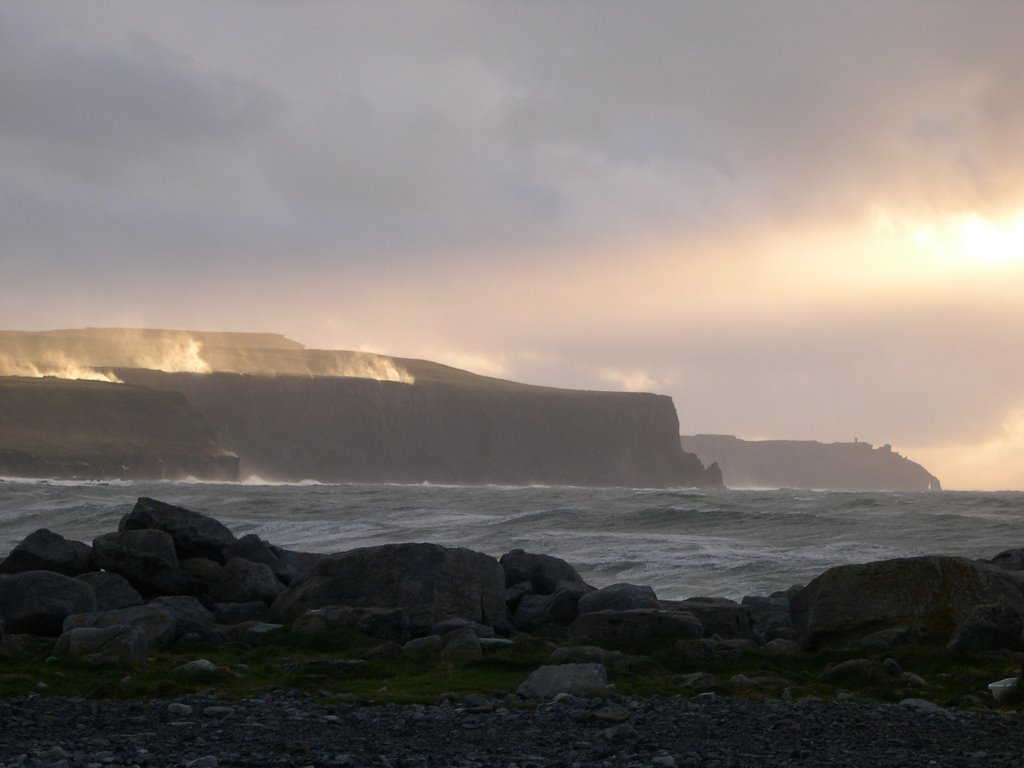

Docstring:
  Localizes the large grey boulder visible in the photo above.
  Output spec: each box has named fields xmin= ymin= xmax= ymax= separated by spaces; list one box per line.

xmin=791 ymin=555 xmax=1024 ymax=650
xmin=0 ymin=529 xmax=94 ymax=576
xmin=578 ymin=583 xmax=659 ymax=614
xmin=666 ymin=597 xmax=751 ymax=640
xmin=271 ymin=543 xmax=508 ymax=633
xmin=120 ymin=497 xmax=236 ymax=562
xmin=150 ymin=596 xmax=219 ymax=644
xmin=219 ymin=558 xmax=284 ymax=604
xmin=179 ymin=558 xmax=224 ymax=600
xmin=75 ymin=572 xmax=144 ymax=611
xmin=0 ymin=571 xmax=97 ymax=635
xmin=92 ymin=529 xmax=201 ymax=596
xmin=291 ymin=606 xmax=410 ymax=643
xmin=568 ymin=608 xmax=703 ymax=653
xmin=516 ymin=663 xmax=610 ymax=700
xmin=54 ymin=625 xmax=149 ymax=666
xmin=512 ymin=583 xmax=590 ymax=632
xmin=946 ymin=602 xmax=1024 ymax=657
xmin=741 ymin=594 xmax=797 ymax=644
xmin=499 ymin=549 xmax=591 ymax=595
xmin=63 ymin=604 xmax=177 ymax=649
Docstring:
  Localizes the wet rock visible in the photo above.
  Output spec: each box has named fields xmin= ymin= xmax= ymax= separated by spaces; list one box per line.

xmin=0 ymin=529 xmax=94 ymax=576
xmin=219 ymin=557 xmax=284 ymax=604
xmin=499 ymin=549 xmax=592 ymax=595
xmin=0 ymin=570 xmax=97 ymax=635
xmin=516 ymin=663 xmax=610 ymax=700
xmin=92 ymin=529 xmax=200 ymax=596
xmin=569 ymin=609 xmax=703 ymax=653
xmin=74 ymin=571 xmax=144 ymax=611
xmin=54 ymin=624 xmax=148 ymax=665
xmin=120 ymin=497 xmax=236 ymax=562
xmin=578 ymin=583 xmax=659 ymax=613
xmin=271 ymin=543 xmax=507 ymax=633
xmin=790 ymin=555 xmax=1024 ymax=650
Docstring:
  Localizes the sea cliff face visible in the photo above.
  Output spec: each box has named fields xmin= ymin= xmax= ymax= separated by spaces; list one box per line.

xmin=680 ymin=434 xmax=940 ymax=492
xmin=0 ymin=328 xmax=718 ymax=488
xmin=118 ymin=370 xmax=717 ymax=488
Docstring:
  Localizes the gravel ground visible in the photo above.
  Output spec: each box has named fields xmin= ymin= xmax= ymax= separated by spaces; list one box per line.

xmin=2 ymin=692 xmax=1024 ymax=768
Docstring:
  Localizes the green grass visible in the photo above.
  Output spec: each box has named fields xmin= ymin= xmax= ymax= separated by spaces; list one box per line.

xmin=2 ymin=631 xmax=1021 ymax=710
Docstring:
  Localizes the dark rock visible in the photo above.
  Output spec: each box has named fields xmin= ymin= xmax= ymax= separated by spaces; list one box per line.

xmin=0 ymin=529 xmax=94 ymax=576
xmin=667 ymin=597 xmax=751 ymax=640
xmin=224 ymin=534 xmax=293 ymax=582
xmin=150 ymin=595 xmax=219 ymax=644
xmin=270 ymin=543 xmax=507 ymax=633
xmin=989 ymin=548 xmax=1024 ymax=571
xmin=120 ymin=497 xmax=236 ymax=562
xmin=568 ymin=608 xmax=703 ymax=653
xmin=0 ymin=570 xmax=97 ymax=635
xmin=790 ymin=555 xmax=1024 ymax=650
xmin=741 ymin=594 xmax=797 ymax=644
xmin=75 ymin=572 xmax=144 ymax=611
xmin=432 ymin=617 xmax=495 ymax=638
xmin=219 ymin=557 xmax=284 ymax=604
xmin=439 ymin=626 xmax=483 ymax=662
xmin=548 ymin=645 xmax=639 ymax=674
xmin=499 ymin=549 xmax=591 ymax=594
xmin=92 ymin=529 xmax=201 ymax=596
xmin=512 ymin=583 xmax=590 ymax=632
xmin=63 ymin=604 xmax=177 ymax=649
xmin=817 ymin=658 xmax=887 ymax=686
xmin=516 ymin=663 xmax=611 ymax=700
xmin=578 ymin=583 xmax=659 ymax=613
xmin=266 ymin=545 xmax=326 ymax=580
xmin=54 ymin=625 xmax=149 ymax=665
xmin=291 ymin=606 xmax=411 ymax=643
xmin=946 ymin=602 xmax=1024 ymax=656
xmin=213 ymin=601 xmax=271 ymax=624
xmin=180 ymin=557 xmax=225 ymax=600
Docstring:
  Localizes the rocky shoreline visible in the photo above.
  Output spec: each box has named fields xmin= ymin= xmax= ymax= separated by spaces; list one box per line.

xmin=4 ymin=689 xmax=1024 ymax=768
xmin=3 ymin=496 xmax=1024 ymax=765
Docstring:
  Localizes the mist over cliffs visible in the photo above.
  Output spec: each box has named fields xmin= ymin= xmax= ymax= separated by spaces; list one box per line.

xmin=0 ymin=329 xmax=719 ymax=488
xmin=680 ymin=434 xmax=941 ymax=492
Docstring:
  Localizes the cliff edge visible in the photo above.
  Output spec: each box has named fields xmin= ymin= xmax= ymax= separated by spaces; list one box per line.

xmin=680 ymin=434 xmax=940 ymax=491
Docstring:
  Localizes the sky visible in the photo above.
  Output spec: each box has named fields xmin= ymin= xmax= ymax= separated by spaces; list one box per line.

xmin=2 ymin=1 xmax=1023 ymax=491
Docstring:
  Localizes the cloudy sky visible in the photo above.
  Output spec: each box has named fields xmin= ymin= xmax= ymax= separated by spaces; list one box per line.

xmin=3 ymin=1 xmax=1023 ymax=490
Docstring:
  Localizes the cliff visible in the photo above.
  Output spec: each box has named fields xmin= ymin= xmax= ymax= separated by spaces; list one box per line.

xmin=0 ymin=377 xmax=238 ymax=481
xmin=0 ymin=328 xmax=718 ymax=488
xmin=679 ymin=434 xmax=941 ymax=492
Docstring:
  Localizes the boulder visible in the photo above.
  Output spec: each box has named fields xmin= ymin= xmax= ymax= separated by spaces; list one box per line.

xmin=267 ymin=545 xmax=326 ymax=580
xmin=790 ymin=555 xmax=1024 ymax=650
xmin=224 ymin=534 xmax=293 ymax=582
xmin=63 ymin=604 xmax=177 ymax=649
xmin=512 ymin=583 xmax=590 ymax=633
xmin=568 ymin=608 xmax=703 ymax=653
xmin=75 ymin=572 xmax=144 ymax=611
xmin=0 ymin=529 xmax=94 ymax=576
xmin=990 ymin=549 xmax=1024 ymax=571
xmin=0 ymin=571 xmax=97 ymax=635
xmin=548 ymin=645 xmax=637 ymax=674
xmin=150 ymin=595 xmax=219 ymax=644
xmin=946 ymin=602 xmax=1024 ymax=657
xmin=666 ymin=597 xmax=751 ymax=640
xmin=291 ymin=606 xmax=411 ymax=643
xmin=214 ymin=601 xmax=270 ymax=625
xmin=516 ymin=663 xmax=610 ymax=700
xmin=432 ymin=617 xmax=495 ymax=638
xmin=92 ymin=529 xmax=201 ymax=596
xmin=120 ymin=497 xmax=236 ymax=562
xmin=180 ymin=557 xmax=224 ymax=600
xmin=499 ymin=549 xmax=591 ymax=594
xmin=54 ymin=624 xmax=149 ymax=666
xmin=439 ymin=626 xmax=483 ymax=662
xmin=741 ymin=594 xmax=797 ymax=644
xmin=578 ymin=583 xmax=659 ymax=614
xmin=219 ymin=558 xmax=284 ymax=604
xmin=270 ymin=543 xmax=508 ymax=633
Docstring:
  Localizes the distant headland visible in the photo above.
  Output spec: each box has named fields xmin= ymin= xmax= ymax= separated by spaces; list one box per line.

xmin=680 ymin=434 xmax=941 ymax=492
xmin=0 ymin=328 xmax=720 ymax=488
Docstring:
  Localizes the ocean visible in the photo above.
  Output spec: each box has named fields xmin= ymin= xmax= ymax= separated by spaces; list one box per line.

xmin=1 ymin=479 xmax=1021 ymax=601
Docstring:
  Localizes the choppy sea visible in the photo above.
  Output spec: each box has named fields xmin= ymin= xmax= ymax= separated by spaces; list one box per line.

xmin=1 ymin=479 xmax=1021 ymax=601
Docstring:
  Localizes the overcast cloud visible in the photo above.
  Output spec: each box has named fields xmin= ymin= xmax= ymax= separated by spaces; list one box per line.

xmin=2 ymin=1 xmax=1023 ymax=489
